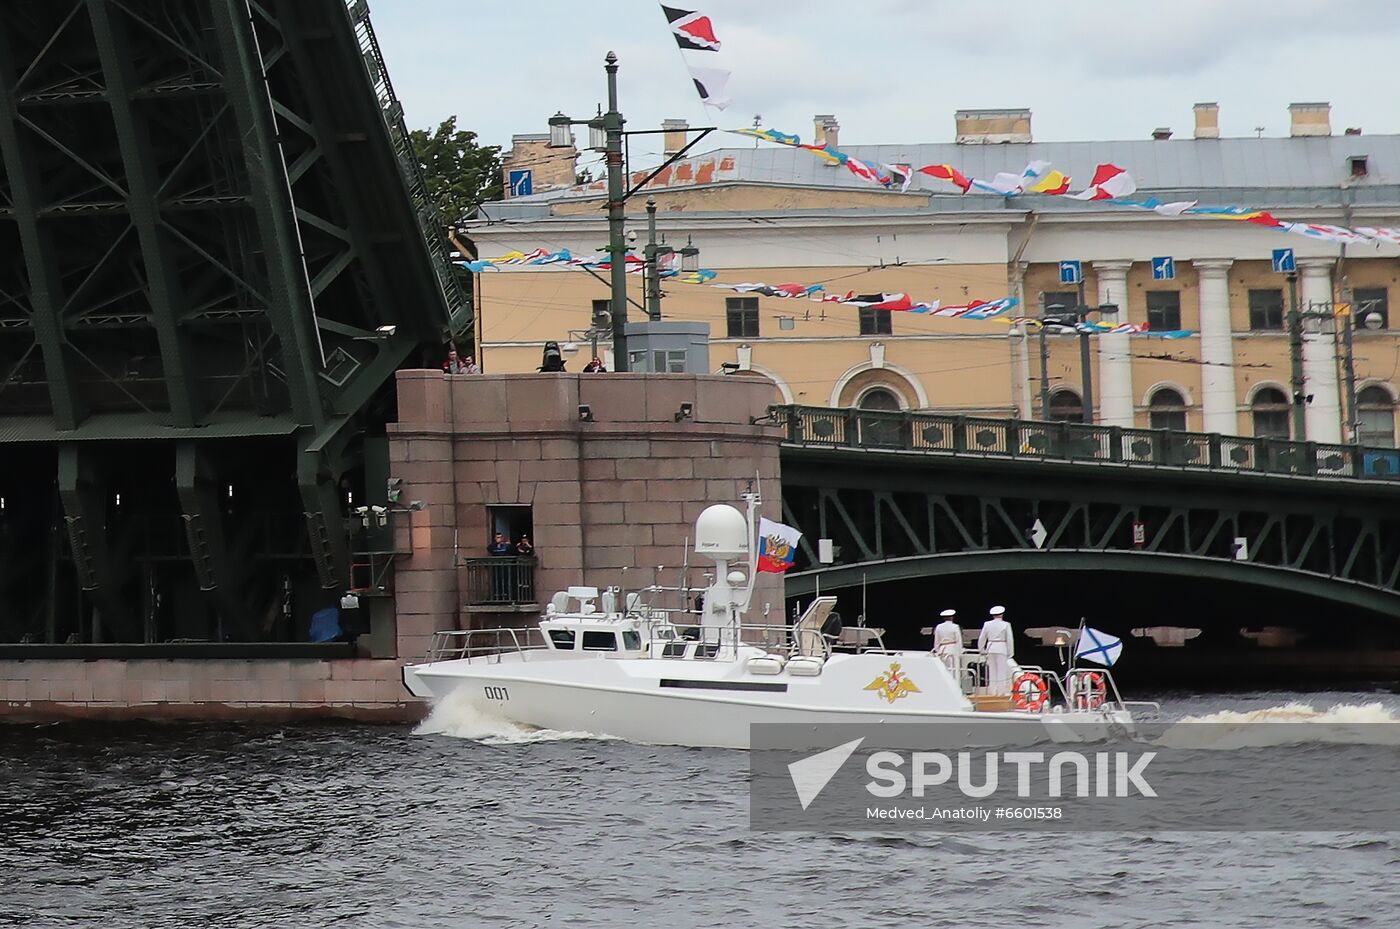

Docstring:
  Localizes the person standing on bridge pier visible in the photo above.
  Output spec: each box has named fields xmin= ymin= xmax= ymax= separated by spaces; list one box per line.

xmin=978 ymin=606 xmax=1015 ymax=695
xmin=932 ymin=609 xmax=963 ymax=679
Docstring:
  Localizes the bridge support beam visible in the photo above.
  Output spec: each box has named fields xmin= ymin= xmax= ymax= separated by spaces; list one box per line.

xmin=1196 ymin=259 xmax=1238 ymax=434
xmin=176 ymin=442 xmax=254 ymax=639
xmin=57 ymin=445 xmax=135 ymax=641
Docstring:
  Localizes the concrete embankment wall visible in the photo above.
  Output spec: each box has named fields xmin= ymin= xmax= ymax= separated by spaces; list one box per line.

xmin=1 ymin=372 xmax=783 ymax=723
xmin=0 ymin=658 xmax=418 ymax=723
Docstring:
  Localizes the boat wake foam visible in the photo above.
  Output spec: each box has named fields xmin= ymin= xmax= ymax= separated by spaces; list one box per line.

xmin=414 ymin=690 xmax=614 ymax=745
xmin=1154 ymin=701 xmax=1400 ymax=749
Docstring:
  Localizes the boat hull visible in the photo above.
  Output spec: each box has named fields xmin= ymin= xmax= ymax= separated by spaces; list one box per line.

xmin=403 ymin=652 xmax=1131 ymax=749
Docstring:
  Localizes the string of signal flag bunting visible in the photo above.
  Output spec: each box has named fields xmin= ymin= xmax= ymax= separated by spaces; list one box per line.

xmin=456 ymin=249 xmax=1193 ymax=338
xmin=732 ymin=127 xmax=1400 ymax=248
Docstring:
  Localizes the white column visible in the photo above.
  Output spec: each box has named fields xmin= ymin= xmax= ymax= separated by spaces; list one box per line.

xmin=1093 ymin=261 xmax=1134 ymax=427
xmin=1009 ymin=262 xmax=1033 ymax=418
xmin=1194 ymin=259 xmax=1236 ymax=434
xmin=1298 ymin=258 xmax=1341 ymax=443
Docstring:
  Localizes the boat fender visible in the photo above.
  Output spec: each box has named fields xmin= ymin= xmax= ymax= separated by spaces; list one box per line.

xmin=1011 ymin=671 xmax=1048 ymax=711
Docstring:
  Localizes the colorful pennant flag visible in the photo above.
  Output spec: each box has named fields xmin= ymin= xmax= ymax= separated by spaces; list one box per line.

xmin=686 ymin=64 xmax=731 ymax=110
xmin=661 ymin=5 xmax=722 ymax=51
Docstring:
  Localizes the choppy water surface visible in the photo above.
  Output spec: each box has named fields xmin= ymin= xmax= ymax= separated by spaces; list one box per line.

xmin=3 ymin=690 xmax=1400 ymax=928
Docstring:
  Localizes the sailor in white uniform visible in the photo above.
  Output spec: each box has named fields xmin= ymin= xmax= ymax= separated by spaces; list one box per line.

xmin=978 ymin=605 xmax=1015 ymax=695
xmin=932 ymin=609 xmax=963 ymax=678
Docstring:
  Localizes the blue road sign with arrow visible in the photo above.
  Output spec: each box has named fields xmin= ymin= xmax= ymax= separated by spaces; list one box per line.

xmin=1151 ymin=257 xmax=1175 ymax=281
xmin=508 ymin=169 xmax=533 ymax=197
xmin=1058 ymin=260 xmax=1082 ymax=285
xmin=1272 ymin=248 xmax=1296 ymax=273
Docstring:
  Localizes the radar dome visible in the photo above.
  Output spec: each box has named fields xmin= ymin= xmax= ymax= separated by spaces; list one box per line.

xmin=694 ymin=505 xmax=749 ymax=559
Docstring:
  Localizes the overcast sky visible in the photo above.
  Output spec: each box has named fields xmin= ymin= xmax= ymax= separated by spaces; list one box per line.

xmin=371 ymin=0 xmax=1398 ymax=165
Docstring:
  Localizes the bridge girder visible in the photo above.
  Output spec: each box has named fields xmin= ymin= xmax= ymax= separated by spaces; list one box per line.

xmin=781 ymin=445 xmax=1400 ymax=617
xmin=786 ymin=550 xmax=1400 ymax=620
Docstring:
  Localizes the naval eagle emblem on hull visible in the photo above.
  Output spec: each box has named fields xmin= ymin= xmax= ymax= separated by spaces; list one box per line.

xmin=864 ymin=661 xmax=921 ymax=704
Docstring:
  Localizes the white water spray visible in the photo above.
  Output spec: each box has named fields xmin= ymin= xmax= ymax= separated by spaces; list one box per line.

xmin=1154 ymin=701 xmax=1400 ymax=749
xmin=414 ymin=689 xmax=614 ymax=745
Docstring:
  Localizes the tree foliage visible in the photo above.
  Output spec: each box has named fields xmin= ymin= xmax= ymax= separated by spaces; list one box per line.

xmin=410 ymin=116 xmax=503 ymax=223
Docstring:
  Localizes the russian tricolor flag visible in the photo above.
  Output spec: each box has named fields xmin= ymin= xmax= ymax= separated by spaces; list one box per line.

xmin=757 ymin=517 xmax=802 ymax=573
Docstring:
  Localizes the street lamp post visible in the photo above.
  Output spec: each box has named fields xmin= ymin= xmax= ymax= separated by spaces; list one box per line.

xmin=1038 ymin=298 xmax=1113 ymax=423
xmin=601 ymin=53 xmax=630 ymax=369
xmin=547 ymin=53 xmax=717 ymax=372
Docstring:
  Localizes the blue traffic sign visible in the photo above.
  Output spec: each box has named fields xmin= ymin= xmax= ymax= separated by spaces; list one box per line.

xmin=1272 ymin=248 xmax=1296 ymax=273
xmin=508 ymin=169 xmax=534 ymax=198
xmin=1058 ymin=260 xmax=1083 ymax=285
xmin=1151 ymin=256 xmax=1175 ymax=281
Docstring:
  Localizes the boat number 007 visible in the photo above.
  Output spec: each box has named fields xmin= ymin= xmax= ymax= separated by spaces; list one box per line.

xmin=483 ymin=686 xmax=510 ymax=701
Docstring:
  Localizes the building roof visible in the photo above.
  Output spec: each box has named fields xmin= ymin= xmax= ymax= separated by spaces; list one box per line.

xmin=485 ymin=134 xmax=1400 ymax=222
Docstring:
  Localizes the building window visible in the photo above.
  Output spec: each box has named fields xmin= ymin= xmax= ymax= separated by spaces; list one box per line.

xmin=1251 ymin=387 xmax=1291 ymax=439
xmin=857 ymin=387 xmax=901 ymax=411
xmin=1357 ymin=386 xmax=1395 ymax=447
xmin=1048 ymin=389 xmax=1083 ymax=422
xmin=1248 ymin=289 xmax=1285 ymax=330
xmin=1042 ymin=291 xmax=1080 ymax=314
xmin=1349 ymin=156 xmax=1369 ymax=178
xmin=858 ymin=306 xmax=893 ymax=335
xmin=653 ymin=350 xmax=687 ymax=373
xmin=1145 ymin=292 xmax=1181 ymax=331
xmin=1148 ymin=387 xmax=1188 ymax=431
xmin=591 ymin=298 xmax=611 ymax=327
xmin=1353 ymin=288 xmax=1389 ymax=330
xmin=726 ymin=297 xmax=759 ymax=338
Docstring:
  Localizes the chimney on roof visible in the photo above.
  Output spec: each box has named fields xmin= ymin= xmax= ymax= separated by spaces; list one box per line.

xmin=1193 ymin=103 xmax=1220 ymax=139
xmin=1289 ymin=102 xmax=1331 ymax=137
xmin=662 ymin=118 xmax=689 ymax=157
xmin=813 ymin=114 xmax=839 ymax=150
xmin=955 ymin=108 xmax=1032 ymax=144
xmin=1152 ymin=127 xmax=1173 ymax=141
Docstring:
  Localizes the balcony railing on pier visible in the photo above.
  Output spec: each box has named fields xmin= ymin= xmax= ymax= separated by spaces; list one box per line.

xmin=463 ymin=557 xmax=537 ymax=607
xmin=771 ymin=405 xmax=1400 ymax=482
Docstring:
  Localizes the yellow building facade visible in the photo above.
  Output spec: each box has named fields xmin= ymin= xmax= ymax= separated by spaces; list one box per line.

xmin=467 ymin=108 xmax=1400 ymax=446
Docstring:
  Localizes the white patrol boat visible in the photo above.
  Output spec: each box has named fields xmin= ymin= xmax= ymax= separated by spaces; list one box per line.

xmin=402 ymin=493 xmax=1140 ymax=749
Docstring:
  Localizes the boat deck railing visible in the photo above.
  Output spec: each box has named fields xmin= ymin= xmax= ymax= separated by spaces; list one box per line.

xmin=424 ymin=628 xmax=548 ymax=664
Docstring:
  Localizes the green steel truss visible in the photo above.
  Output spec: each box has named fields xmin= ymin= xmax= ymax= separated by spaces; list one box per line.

xmin=0 ymin=0 xmax=469 ymax=642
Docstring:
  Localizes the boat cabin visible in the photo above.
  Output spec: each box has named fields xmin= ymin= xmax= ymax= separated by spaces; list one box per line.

xmin=540 ymin=586 xmax=655 ymax=658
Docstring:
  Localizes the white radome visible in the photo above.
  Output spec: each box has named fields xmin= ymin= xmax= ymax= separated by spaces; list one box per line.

xmin=694 ymin=504 xmax=749 ymax=558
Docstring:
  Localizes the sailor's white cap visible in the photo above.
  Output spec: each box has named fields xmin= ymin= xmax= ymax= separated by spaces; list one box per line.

xmin=989 ymin=605 xmax=1006 ymax=616
xmin=939 ymin=609 xmax=956 ymax=618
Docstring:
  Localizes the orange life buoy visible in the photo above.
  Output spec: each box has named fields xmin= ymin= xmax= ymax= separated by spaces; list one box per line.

xmin=1080 ymin=671 xmax=1103 ymax=707
xmin=1011 ymin=671 xmax=1048 ymax=711
xmin=1073 ymin=670 xmax=1108 ymax=710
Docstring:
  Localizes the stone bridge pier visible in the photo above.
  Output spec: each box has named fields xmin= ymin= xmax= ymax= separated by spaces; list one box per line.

xmin=388 ymin=372 xmax=785 ymax=655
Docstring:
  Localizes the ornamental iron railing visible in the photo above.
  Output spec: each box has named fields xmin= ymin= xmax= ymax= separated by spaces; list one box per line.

xmin=771 ymin=405 xmax=1400 ymax=482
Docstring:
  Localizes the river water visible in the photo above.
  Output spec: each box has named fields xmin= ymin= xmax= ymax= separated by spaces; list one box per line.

xmin=3 ymin=690 xmax=1399 ymax=928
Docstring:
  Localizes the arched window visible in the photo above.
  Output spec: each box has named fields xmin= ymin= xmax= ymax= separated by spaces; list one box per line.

xmin=1148 ymin=387 xmax=1188 ymax=432
xmin=857 ymin=387 xmax=902 ymax=411
xmin=1251 ymin=387 xmax=1291 ymax=439
xmin=1047 ymin=389 xmax=1082 ymax=423
xmin=1357 ymin=385 xmax=1395 ymax=447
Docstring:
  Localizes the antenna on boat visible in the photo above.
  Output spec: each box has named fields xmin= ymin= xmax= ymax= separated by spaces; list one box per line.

xmin=859 ymin=572 xmax=868 ymax=627
xmin=681 ymin=536 xmax=690 ymax=612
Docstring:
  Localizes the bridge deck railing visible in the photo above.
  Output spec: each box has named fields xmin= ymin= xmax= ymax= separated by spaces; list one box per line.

xmin=772 ymin=405 xmax=1400 ymax=482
